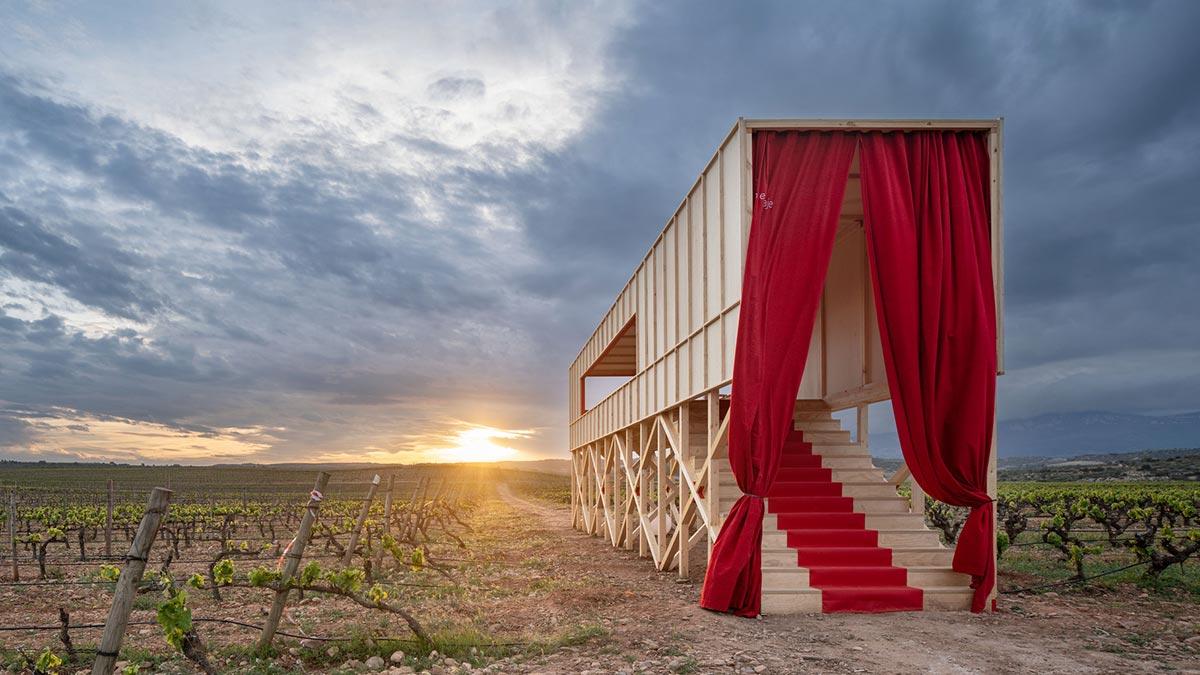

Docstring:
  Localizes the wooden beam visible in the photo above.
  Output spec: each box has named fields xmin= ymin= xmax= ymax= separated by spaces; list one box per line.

xmin=744 ymin=118 xmax=1001 ymax=131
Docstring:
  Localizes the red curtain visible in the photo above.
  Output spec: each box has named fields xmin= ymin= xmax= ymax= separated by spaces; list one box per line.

xmin=699 ymin=131 xmax=856 ymax=617
xmin=858 ymin=131 xmax=998 ymax=612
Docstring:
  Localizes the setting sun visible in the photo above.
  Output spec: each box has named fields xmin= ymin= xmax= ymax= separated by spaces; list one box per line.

xmin=434 ymin=426 xmax=530 ymax=463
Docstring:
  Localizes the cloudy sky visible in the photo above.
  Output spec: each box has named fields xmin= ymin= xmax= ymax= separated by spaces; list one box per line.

xmin=1 ymin=0 xmax=1198 ymax=465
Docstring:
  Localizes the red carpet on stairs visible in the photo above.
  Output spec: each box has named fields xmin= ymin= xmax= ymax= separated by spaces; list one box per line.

xmin=767 ymin=430 xmax=924 ymax=613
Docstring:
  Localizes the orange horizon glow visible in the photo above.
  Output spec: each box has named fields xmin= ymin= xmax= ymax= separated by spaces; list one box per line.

xmin=3 ymin=406 xmax=544 ymax=466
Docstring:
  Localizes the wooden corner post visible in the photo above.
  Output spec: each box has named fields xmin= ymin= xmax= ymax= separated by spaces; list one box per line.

xmin=258 ymin=471 xmax=330 ymax=651
xmin=92 ymin=486 xmax=173 ymax=675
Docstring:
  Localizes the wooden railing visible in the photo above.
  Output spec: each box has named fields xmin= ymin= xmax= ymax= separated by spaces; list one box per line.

xmin=888 ymin=462 xmax=925 ymax=516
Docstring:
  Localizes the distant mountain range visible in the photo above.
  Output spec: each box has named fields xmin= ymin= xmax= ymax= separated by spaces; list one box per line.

xmin=870 ymin=410 xmax=1200 ymax=458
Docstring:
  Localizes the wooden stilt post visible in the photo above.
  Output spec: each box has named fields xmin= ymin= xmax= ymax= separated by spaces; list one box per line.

xmin=988 ymin=418 xmax=999 ymax=611
xmin=105 ymin=480 xmax=114 ymax=559
xmin=343 ymin=474 xmax=381 ymax=566
xmin=92 ymin=487 xmax=173 ymax=675
xmin=570 ymin=453 xmax=578 ymax=528
xmin=706 ymin=392 xmax=719 ymax=562
xmin=258 ymin=472 xmax=330 ymax=651
xmin=856 ymin=404 xmax=869 ymax=447
xmin=677 ymin=404 xmax=691 ymax=580
xmin=8 ymin=492 xmax=17 ymax=582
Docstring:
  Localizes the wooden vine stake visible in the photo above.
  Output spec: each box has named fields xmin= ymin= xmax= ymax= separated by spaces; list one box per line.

xmin=374 ymin=475 xmax=395 ymax=571
xmin=92 ymin=486 xmax=173 ymax=675
xmin=258 ymin=471 xmax=330 ymax=651
xmin=8 ymin=491 xmax=17 ymax=582
xmin=105 ymin=479 xmax=114 ymax=558
xmin=342 ymin=474 xmax=381 ymax=566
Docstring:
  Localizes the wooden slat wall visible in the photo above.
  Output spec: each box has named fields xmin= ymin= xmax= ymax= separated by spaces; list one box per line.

xmin=570 ymin=121 xmax=747 ymax=450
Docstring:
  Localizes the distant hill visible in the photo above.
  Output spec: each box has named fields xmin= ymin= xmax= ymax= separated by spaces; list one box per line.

xmin=869 ymin=410 xmax=1200 ymax=458
xmin=492 ymin=459 xmax=571 ymax=475
xmin=998 ymin=448 xmax=1200 ymax=482
xmin=872 ymin=447 xmax=1200 ymax=482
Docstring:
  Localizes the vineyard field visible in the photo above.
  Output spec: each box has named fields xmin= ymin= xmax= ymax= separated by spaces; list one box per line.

xmin=0 ymin=464 xmax=1196 ymax=674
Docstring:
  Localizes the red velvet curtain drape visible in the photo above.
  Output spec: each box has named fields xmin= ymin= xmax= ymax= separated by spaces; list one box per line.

xmin=858 ymin=130 xmax=998 ymax=613
xmin=699 ymin=131 xmax=856 ymax=617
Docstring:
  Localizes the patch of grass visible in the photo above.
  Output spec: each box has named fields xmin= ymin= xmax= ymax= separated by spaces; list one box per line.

xmin=673 ymin=656 xmax=700 ymax=674
xmin=116 ymin=645 xmax=164 ymax=671
xmin=1124 ymin=632 xmax=1154 ymax=647
xmin=522 ymin=622 xmax=610 ymax=656
xmin=236 ymin=656 xmax=298 ymax=674
xmin=1001 ymin=544 xmax=1200 ymax=597
xmin=132 ymin=593 xmax=160 ymax=611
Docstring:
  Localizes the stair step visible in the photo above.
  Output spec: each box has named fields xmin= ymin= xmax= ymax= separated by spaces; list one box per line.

xmin=807 ymin=443 xmax=871 ymax=457
xmin=906 ymin=566 xmax=972 ymax=588
xmin=761 ymin=589 xmax=823 ymax=614
xmin=851 ymin=497 xmax=912 ymax=514
xmin=767 ymin=481 xmax=843 ymax=497
xmin=768 ymin=497 xmax=855 ymax=514
xmin=820 ymin=456 xmax=876 ymax=469
xmin=791 ymin=419 xmax=842 ymax=431
xmin=890 ymin=548 xmax=954 ymax=567
xmin=829 ymin=468 xmax=888 ymax=482
xmin=820 ymin=586 xmax=923 ymax=613
xmin=876 ymin=530 xmax=943 ymax=548
xmin=773 ymin=467 xmax=833 ymax=482
xmin=763 ymin=547 xmax=801 ymax=566
xmin=776 ymin=511 xmax=866 ymax=529
xmin=795 ymin=546 xmax=893 ymax=567
xmin=840 ymin=482 xmax=902 ymax=499
xmin=793 ymin=400 xmax=833 ymax=412
xmin=808 ymin=565 xmax=908 ymax=587
xmin=778 ymin=453 xmax=823 ymax=468
xmin=785 ymin=529 xmax=879 ymax=547
xmin=763 ymin=567 xmax=811 ymax=590
xmin=798 ymin=430 xmax=853 ymax=443
xmin=922 ymin=587 xmax=975 ymax=610
xmin=722 ymin=465 xmax=883 ymax=482
xmin=865 ymin=513 xmax=930 ymax=530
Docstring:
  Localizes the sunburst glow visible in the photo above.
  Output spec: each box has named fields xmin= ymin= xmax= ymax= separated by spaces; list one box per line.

xmin=434 ymin=426 xmax=531 ymax=463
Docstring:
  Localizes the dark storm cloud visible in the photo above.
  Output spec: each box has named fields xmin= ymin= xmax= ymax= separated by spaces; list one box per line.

xmin=0 ymin=75 xmax=498 ymax=315
xmin=505 ymin=0 xmax=1200 ymax=418
xmin=0 ymin=202 xmax=161 ymax=319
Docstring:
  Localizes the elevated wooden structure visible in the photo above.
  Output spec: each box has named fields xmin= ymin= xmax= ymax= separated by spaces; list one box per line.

xmin=568 ymin=119 xmax=1004 ymax=612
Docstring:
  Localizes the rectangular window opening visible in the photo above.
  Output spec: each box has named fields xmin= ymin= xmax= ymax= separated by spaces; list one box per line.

xmin=580 ymin=316 xmax=637 ymax=413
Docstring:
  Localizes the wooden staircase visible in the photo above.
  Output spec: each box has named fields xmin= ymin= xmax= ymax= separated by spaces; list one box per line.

xmin=718 ymin=400 xmax=973 ymax=613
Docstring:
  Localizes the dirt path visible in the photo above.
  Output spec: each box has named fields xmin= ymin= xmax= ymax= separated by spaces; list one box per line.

xmin=496 ymin=485 xmax=1200 ymax=675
